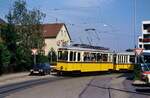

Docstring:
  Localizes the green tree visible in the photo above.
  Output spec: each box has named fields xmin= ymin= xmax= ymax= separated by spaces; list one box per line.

xmin=11 ymin=0 xmax=45 ymax=50
xmin=1 ymin=0 xmax=45 ymax=72
xmin=10 ymin=0 xmax=45 ymax=70
xmin=0 ymin=43 xmax=11 ymax=75
xmin=48 ymin=48 xmax=57 ymax=64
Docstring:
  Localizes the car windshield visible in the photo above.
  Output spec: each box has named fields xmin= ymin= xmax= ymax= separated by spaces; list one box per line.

xmin=34 ymin=63 xmax=50 ymax=69
xmin=141 ymin=63 xmax=150 ymax=72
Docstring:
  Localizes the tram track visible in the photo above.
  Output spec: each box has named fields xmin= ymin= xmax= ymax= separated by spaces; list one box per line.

xmin=78 ymin=76 xmax=113 ymax=98
xmin=78 ymin=74 xmax=150 ymax=98
xmin=89 ymin=84 xmax=150 ymax=97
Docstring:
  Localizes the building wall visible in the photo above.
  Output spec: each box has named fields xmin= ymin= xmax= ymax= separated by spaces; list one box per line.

xmin=138 ymin=21 xmax=150 ymax=53
xmin=44 ymin=25 xmax=71 ymax=55
xmin=44 ymin=38 xmax=57 ymax=55
xmin=56 ymin=25 xmax=71 ymax=47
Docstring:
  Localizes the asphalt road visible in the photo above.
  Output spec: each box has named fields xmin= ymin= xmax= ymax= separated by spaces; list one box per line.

xmin=0 ymin=73 xmax=150 ymax=98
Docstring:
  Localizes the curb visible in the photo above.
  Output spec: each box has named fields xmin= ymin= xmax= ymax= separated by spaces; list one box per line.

xmin=132 ymin=80 xmax=146 ymax=86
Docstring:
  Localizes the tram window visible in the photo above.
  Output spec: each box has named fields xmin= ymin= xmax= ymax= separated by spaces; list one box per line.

xmin=70 ymin=51 xmax=73 ymax=61
xmin=118 ymin=55 xmax=121 ymax=63
xmin=77 ymin=53 xmax=81 ymax=61
xmin=91 ymin=53 xmax=96 ymax=61
xmin=58 ymin=51 xmax=68 ymax=61
xmin=124 ymin=56 xmax=127 ymax=63
xmin=83 ymin=52 xmax=90 ymax=61
xmin=73 ymin=52 xmax=76 ymax=61
xmin=97 ymin=53 xmax=102 ymax=61
xmin=102 ymin=54 xmax=108 ymax=62
xmin=129 ymin=55 xmax=135 ymax=63
xmin=121 ymin=56 xmax=123 ymax=63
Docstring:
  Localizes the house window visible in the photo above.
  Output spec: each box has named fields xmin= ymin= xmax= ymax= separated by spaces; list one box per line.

xmin=143 ymin=24 xmax=150 ymax=30
xmin=139 ymin=38 xmax=142 ymax=42
xmin=139 ymin=45 xmax=142 ymax=48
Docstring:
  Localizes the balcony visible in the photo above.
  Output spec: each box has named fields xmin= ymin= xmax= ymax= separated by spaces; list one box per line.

xmin=143 ymin=38 xmax=150 ymax=42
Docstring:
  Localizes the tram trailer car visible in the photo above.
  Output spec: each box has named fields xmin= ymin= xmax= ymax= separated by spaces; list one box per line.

xmin=55 ymin=47 xmax=135 ymax=74
xmin=114 ymin=52 xmax=135 ymax=71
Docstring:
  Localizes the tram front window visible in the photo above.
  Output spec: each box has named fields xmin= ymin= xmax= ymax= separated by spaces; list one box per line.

xmin=58 ymin=51 xmax=68 ymax=61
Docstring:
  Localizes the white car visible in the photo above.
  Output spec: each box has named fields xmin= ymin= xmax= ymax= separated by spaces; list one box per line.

xmin=140 ymin=63 xmax=150 ymax=83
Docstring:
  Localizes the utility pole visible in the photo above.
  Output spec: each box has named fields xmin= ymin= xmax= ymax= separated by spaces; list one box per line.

xmin=133 ymin=0 xmax=137 ymax=48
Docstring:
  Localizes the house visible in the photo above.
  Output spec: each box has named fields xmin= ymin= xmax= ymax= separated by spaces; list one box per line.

xmin=138 ymin=21 xmax=150 ymax=53
xmin=43 ymin=23 xmax=71 ymax=55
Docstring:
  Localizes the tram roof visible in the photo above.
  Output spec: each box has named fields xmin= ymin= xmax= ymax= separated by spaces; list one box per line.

xmin=116 ymin=52 xmax=135 ymax=55
xmin=58 ymin=46 xmax=112 ymax=53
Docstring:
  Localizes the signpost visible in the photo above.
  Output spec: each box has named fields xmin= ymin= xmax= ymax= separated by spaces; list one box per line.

xmin=31 ymin=48 xmax=37 ymax=65
xmin=134 ymin=48 xmax=143 ymax=56
xmin=134 ymin=48 xmax=143 ymax=63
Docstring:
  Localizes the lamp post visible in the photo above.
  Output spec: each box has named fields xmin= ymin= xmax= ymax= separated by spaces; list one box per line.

xmin=50 ymin=51 xmax=53 ymax=64
xmin=133 ymin=0 xmax=137 ymax=48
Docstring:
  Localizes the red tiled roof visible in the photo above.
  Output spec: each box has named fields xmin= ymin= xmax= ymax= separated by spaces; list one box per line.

xmin=42 ymin=23 xmax=64 ymax=38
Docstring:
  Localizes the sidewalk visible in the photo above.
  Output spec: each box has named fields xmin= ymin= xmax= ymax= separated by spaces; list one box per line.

xmin=0 ymin=72 xmax=53 ymax=87
xmin=0 ymin=72 xmax=29 ymax=82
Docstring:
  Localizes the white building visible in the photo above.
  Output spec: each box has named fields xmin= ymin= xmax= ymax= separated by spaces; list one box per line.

xmin=43 ymin=23 xmax=71 ymax=55
xmin=138 ymin=21 xmax=150 ymax=52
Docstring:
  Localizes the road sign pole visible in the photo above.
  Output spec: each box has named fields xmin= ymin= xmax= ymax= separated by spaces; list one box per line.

xmin=34 ymin=54 xmax=36 ymax=65
xmin=134 ymin=48 xmax=143 ymax=64
xmin=32 ymin=49 xmax=37 ymax=65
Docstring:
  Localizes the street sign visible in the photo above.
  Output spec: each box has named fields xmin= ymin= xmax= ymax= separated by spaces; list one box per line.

xmin=134 ymin=48 xmax=144 ymax=55
xmin=31 ymin=48 xmax=37 ymax=55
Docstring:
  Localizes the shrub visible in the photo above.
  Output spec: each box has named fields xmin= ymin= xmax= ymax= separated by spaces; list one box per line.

xmin=36 ymin=54 xmax=49 ymax=64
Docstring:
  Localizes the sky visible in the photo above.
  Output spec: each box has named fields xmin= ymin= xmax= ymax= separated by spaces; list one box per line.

xmin=0 ymin=0 xmax=150 ymax=51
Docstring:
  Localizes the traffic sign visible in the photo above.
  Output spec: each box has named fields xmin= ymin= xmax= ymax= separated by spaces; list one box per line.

xmin=134 ymin=48 xmax=144 ymax=55
xmin=31 ymin=48 xmax=37 ymax=55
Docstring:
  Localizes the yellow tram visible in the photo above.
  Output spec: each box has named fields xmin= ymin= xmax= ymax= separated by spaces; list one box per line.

xmin=114 ymin=52 xmax=135 ymax=71
xmin=55 ymin=47 xmax=135 ymax=74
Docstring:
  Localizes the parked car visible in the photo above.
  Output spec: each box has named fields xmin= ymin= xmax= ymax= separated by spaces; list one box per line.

xmin=140 ymin=63 xmax=150 ymax=83
xmin=30 ymin=63 xmax=51 ymax=75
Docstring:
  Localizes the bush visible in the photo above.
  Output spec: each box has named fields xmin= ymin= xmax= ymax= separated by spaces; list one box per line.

xmin=134 ymin=64 xmax=141 ymax=80
xmin=15 ymin=46 xmax=32 ymax=72
xmin=36 ymin=54 xmax=49 ymax=64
